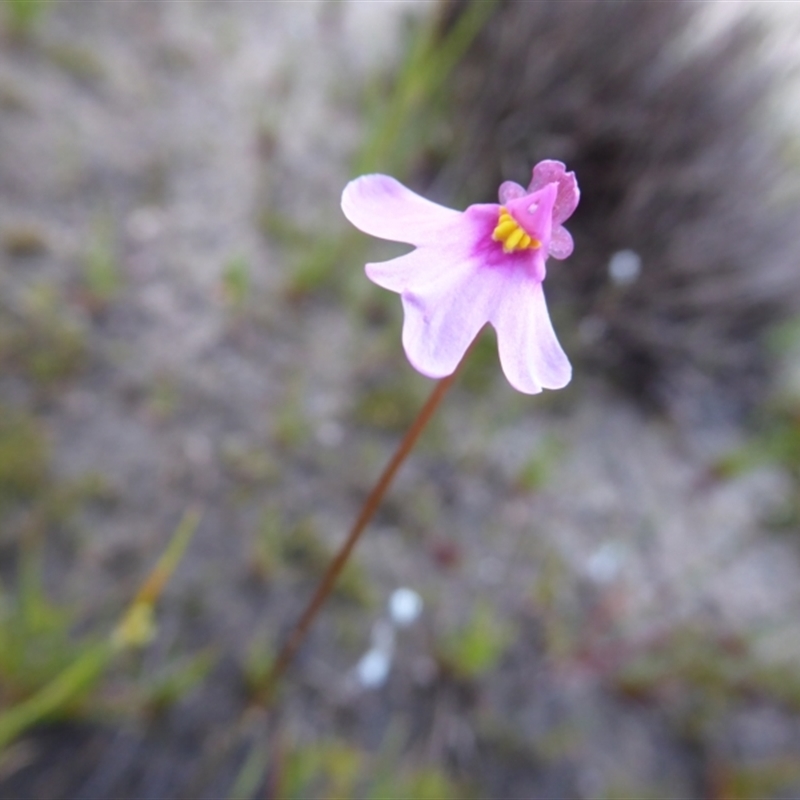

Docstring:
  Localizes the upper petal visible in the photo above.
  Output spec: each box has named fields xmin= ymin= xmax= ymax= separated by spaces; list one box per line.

xmin=490 ymin=276 xmax=571 ymax=394
xmin=527 ymin=160 xmax=579 ymax=226
xmin=341 ymin=175 xmax=461 ymax=247
xmin=498 ymin=181 xmax=526 ymax=204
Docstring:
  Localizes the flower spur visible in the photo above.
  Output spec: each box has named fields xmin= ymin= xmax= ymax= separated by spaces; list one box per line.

xmin=341 ymin=160 xmax=579 ymax=394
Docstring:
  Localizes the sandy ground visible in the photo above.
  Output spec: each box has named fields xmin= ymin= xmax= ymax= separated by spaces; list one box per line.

xmin=2 ymin=1 xmax=800 ymax=798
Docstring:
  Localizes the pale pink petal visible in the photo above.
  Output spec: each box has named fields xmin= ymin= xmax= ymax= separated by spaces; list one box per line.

xmin=491 ymin=277 xmax=571 ymax=394
xmin=341 ymin=174 xmax=461 ymax=246
xmin=527 ymin=160 xmax=579 ymax=225
xmin=548 ymin=225 xmax=574 ymax=260
xmin=365 ymin=203 xmax=498 ymax=294
xmin=498 ymin=181 xmax=526 ymax=204
xmin=395 ymin=206 xmax=507 ymax=377
xmin=365 ymin=246 xmax=451 ymax=294
xmin=399 ymin=262 xmax=494 ymax=378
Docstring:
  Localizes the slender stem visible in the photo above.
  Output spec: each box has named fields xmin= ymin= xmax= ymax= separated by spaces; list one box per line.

xmin=263 ymin=370 xmax=460 ymax=701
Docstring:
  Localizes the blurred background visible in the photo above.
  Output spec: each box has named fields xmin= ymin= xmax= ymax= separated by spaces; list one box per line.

xmin=2 ymin=1 xmax=800 ymax=797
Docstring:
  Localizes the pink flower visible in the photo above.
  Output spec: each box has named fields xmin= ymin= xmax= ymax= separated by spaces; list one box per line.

xmin=341 ymin=160 xmax=579 ymax=394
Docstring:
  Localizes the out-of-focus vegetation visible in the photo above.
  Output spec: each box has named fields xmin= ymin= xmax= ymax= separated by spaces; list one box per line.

xmin=0 ymin=510 xmax=202 ymax=751
xmin=436 ymin=599 xmax=512 ymax=680
xmin=228 ymin=734 xmax=467 ymax=800
xmin=2 ymin=0 xmax=49 ymax=39
xmin=0 ymin=283 xmax=87 ymax=392
xmin=0 ymin=237 xmax=195 ymax=752
xmin=79 ymin=220 xmax=123 ymax=316
xmin=709 ymin=319 xmax=800 ymax=528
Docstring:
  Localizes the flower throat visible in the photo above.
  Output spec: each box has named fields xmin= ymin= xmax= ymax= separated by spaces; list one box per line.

xmin=492 ymin=207 xmax=542 ymax=254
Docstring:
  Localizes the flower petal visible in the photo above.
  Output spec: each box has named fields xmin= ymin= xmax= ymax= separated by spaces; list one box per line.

xmin=365 ymin=203 xmax=497 ymax=294
xmin=341 ymin=174 xmax=461 ymax=247
xmin=399 ymin=250 xmax=499 ymax=379
xmin=492 ymin=277 xmax=571 ymax=394
xmin=395 ymin=206 xmax=503 ymax=377
xmin=527 ymin=160 xmax=579 ymax=226
xmin=548 ymin=225 xmax=574 ymax=260
xmin=365 ymin=246 xmax=451 ymax=294
xmin=498 ymin=181 xmax=526 ymax=204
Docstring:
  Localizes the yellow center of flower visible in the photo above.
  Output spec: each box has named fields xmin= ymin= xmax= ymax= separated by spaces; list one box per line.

xmin=491 ymin=207 xmax=542 ymax=254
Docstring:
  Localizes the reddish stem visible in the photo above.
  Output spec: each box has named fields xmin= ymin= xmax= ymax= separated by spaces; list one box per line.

xmin=263 ymin=369 xmax=460 ymax=701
